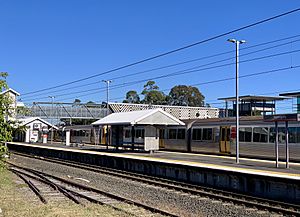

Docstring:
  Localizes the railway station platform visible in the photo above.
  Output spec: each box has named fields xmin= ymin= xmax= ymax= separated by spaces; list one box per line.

xmin=6 ymin=142 xmax=300 ymax=204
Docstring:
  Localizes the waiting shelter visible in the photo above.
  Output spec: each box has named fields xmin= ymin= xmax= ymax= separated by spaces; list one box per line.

xmin=90 ymin=109 xmax=185 ymax=152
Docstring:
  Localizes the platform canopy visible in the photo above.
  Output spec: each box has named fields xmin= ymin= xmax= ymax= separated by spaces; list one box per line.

xmin=92 ymin=108 xmax=185 ymax=126
xmin=218 ymin=95 xmax=289 ymax=102
xmin=279 ymin=92 xmax=300 ymax=97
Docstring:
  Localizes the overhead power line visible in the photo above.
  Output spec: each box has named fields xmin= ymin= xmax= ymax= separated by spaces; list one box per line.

xmin=22 ymin=64 xmax=299 ymax=103
xmin=21 ymin=7 xmax=300 ymax=96
xmin=21 ymin=43 xmax=300 ymax=101
xmin=21 ymin=33 xmax=300 ymax=99
xmin=22 ymin=48 xmax=300 ymax=101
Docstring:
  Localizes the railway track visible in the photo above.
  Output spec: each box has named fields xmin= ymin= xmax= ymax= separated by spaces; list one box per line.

xmin=7 ymin=161 xmax=178 ymax=217
xmin=9 ymin=151 xmax=300 ymax=216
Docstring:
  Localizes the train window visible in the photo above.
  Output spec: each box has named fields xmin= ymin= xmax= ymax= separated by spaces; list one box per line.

xmin=269 ymin=127 xmax=286 ymax=143
xmin=202 ymin=128 xmax=213 ymax=140
xmin=177 ymin=129 xmax=185 ymax=140
xmin=168 ymin=129 xmax=177 ymax=139
xmin=253 ymin=127 xmax=268 ymax=143
xmin=289 ymin=127 xmax=300 ymax=143
xmin=124 ymin=129 xmax=131 ymax=138
xmin=192 ymin=128 xmax=202 ymax=140
xmin=239 ymin=127 xmax=252 ymax=142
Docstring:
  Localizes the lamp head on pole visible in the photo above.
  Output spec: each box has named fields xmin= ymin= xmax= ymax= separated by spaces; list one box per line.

xmin=228 ymin=39 xmax=246 ymax=44
xmin=102 ymin=80 xmax=113 ymax=84
xmin=228 ymin=39 xmax=237 ymax=43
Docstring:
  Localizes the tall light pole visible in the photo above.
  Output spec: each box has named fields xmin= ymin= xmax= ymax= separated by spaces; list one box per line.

xmin=102 ymin=80 xmax=112 ymax=110
xmin=228 ymin=39 xmax=246 ymax=164
xmin=102 ymin=80 xmax=112 ymax=149
xmin=49 ymin=96 xmax=55 ymax=144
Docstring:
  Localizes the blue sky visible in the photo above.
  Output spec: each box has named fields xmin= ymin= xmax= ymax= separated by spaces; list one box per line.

xmin=1 ymin=0 xmax=300 ymax=112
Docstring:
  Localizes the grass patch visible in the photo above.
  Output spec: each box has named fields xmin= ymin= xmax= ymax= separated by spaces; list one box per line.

xmin=0 ymin=163 xmax=131 ymax=217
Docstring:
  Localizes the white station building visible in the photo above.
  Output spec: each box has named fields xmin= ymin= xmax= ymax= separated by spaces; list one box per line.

xmin=14 ymin=117 xmax=58 ymax=143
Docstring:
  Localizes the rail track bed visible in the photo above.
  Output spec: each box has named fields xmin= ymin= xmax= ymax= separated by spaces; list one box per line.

xmin=8 ymin=152 xmax=300 ymax=217
xmin=8 ymin=162 xmax=174 ymax=217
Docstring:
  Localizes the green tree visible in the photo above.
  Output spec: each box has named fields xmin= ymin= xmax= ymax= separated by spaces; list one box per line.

xmin=141 ymin=81 xmax=166 ymax=105
xmin=0 ymin=72 xmax=26 ymax=158
xmin=72 ymin=99 xmax=81 ymax=107
xmin=0 ymin=72 xmax=14 ymax=143
xmin=86 ymin=101 xmax=96 ymax=107
xmin=123 ymin=90 xmax=140 ymax=104
xmin=168 ymin=85 xmax=205 ymax=106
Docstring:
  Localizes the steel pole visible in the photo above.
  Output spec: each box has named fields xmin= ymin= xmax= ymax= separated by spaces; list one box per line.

xmin=236 ymin=41 xmax=240 ymax=164
xmin=106 ymin=81 xmax=109 ymax=149
xmin=51 ymin=97 xmax=54 ymax=144
xmin=107 ymin=81 xmax=109 ymax=106
xmin=102 ymin=80 xmax=112 ymax=149
xmin=285 ymin=121 xmax=289 ymax=169
xmin=275 ymin=121 xmax=279 ymax=168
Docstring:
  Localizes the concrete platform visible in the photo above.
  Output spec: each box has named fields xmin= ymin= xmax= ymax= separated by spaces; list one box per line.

xmin=7 ymin=142 xmax=300 ymax=204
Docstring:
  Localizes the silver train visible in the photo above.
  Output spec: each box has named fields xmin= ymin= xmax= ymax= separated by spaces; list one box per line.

xmin=67 ymin=116 xmax=300 ymax=160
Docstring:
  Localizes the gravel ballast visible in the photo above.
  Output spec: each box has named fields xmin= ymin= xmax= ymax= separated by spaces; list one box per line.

xmin=9 ymin=154 xmax=279 ymax=217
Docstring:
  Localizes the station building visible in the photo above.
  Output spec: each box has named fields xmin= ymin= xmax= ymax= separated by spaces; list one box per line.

xmin=14 ymin=117 xmax=58 ymax=143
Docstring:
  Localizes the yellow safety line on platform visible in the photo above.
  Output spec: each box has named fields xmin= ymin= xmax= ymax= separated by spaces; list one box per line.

xmin=8 ymin=142 xmax=300 ymax=180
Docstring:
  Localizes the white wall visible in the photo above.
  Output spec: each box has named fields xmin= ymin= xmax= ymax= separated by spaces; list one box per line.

xmin=24 ymin=120 xmax=50 ymax=143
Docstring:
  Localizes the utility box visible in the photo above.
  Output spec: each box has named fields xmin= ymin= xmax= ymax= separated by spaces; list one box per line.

xmin=144 ymin=126 xmax=159 ymax=151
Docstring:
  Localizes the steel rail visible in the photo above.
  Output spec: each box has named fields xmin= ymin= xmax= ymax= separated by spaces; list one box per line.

xmin=9 ymin=151 xmax=300 ymax=216
xmin=10 ymin=169 xmax=47 ymax=204
xmin=6 ymin=161 xmax=179 ymax=217
xmin=13 ymin=167 xmax=150 ymax=217
xmin=10 ymin=167 xmax=82 ymax=205
xmin=11 ymin=166 xmax=139 ymax=216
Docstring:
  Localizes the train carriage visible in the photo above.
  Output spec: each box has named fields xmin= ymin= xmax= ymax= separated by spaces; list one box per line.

xmin=64 ymin=115 xmax=300 ymax=160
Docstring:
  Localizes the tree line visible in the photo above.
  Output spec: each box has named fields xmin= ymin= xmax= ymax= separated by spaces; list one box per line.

xmin=123 ymin=80 xmax=207 ymax=107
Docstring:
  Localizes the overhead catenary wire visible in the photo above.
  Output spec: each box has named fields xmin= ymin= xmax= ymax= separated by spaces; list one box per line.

xmin=21 ymin=48 xmax=300 ymax=102
xmin=21 ymin=7 xmax=300 ymax=96
xmin=21 ymin=33 xmax=300 ymax=99
xmin=22 ymin=64 xmax=300 ymax=103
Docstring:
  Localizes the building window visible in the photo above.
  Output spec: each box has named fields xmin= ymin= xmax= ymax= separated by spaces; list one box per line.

xmin=168 ymin=129 xmax=177 ymax=139
xmin=192 ymin=128 xmax=202 ymax=140
xmin=124 ymin=129 xmax=131 ymax=138
xmin=202 ymin=128 xmax=213 ymax=141
xmin=239 ymin=127 xmax=252 ymax=142
xmin=253 ymin=127 xmax=268 ymax=143
xmin=177 ymin=129 xmax=186 ymax=140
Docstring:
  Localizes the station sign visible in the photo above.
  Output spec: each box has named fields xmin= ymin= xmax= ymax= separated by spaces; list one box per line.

xmin=264 ymin=113 xmax=300 ymax=122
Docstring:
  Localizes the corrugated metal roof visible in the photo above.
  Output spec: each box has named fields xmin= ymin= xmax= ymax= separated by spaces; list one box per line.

xmin=92 ymin=108 xmax=185 ymax=126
